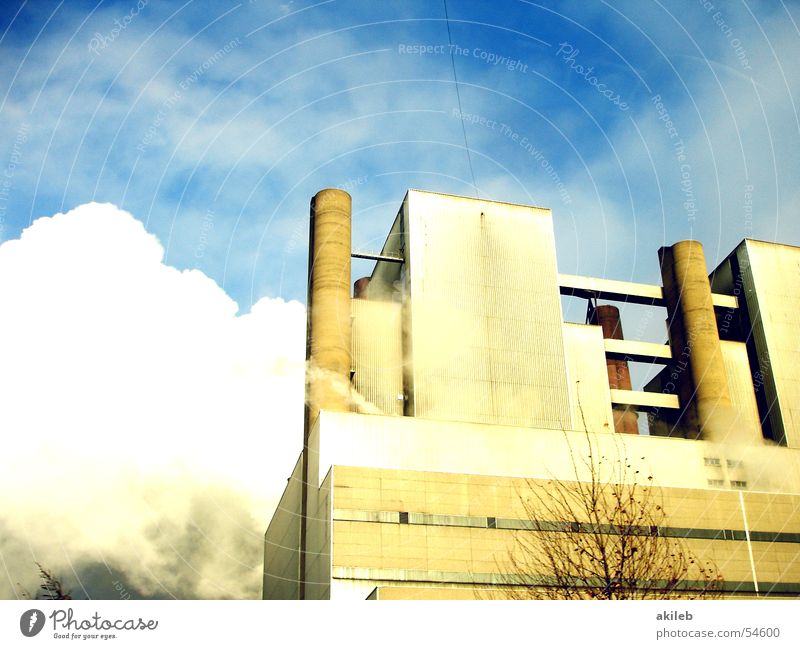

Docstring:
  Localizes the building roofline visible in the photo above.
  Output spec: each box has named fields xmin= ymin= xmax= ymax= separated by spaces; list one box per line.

xmin=740 ymin=237 xmax=800 ymax=251
xmin=405 ymin=188 xmax=551 ymax=212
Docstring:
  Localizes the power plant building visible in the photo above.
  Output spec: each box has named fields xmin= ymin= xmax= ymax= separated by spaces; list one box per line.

xmin=263 ymin=188 xmax=800 ymax=600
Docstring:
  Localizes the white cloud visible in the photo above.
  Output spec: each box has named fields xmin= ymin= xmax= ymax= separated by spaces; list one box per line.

xmin=0 ymin=202 xmax=306 ymax=598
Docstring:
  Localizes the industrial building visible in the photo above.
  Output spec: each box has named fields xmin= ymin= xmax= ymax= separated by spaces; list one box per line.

xmin=263 ymin=188 xmax=800 ymax=599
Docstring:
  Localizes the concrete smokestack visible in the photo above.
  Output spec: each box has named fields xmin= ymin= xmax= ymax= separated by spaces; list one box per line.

xmin=307 ymin=188 xmax=352 ymax=427
xmin=659 ymin=240 xmax=733 ymax=440
xmin=300 ymin=188 xmax=352 ymax=599
xmin=590 ymin=304 xmax=639 ymax=434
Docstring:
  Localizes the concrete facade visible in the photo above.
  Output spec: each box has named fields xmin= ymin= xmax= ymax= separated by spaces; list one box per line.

xmin=711 ymin=240 xmax=800 ymax=448
xmin=263 ymin=190 xmax=800 ymax=599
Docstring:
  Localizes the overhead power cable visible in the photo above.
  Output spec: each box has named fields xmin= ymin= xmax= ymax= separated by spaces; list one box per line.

xmin=443 ymin=0 xmax=479 ymax=197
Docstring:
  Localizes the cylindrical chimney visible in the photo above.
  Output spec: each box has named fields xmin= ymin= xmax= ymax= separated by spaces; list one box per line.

xmin=659 ymin=240 xmax=733 ymax=440
xmin=307 ymin=188 xmax=352 ymax=428
xmin=353 ymin=276 xmax=370 ymax=299
xmin=591 ymin=304 xmax=639 ymax=434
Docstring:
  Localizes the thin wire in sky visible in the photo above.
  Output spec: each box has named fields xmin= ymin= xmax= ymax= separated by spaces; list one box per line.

xmin=443 ymin=0 xmax=479 ymax=197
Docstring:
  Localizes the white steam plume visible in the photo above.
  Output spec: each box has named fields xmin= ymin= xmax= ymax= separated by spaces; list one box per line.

xmin=0 ymin=203 xmax=306 ymax=599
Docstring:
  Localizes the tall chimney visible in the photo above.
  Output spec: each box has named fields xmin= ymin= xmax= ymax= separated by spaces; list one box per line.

xmin=307 ymin=188 xmax=353 ymax=428
xmin=659 ymin=240 xmax=734 ymax=440
xmin=590 ymin=304 xmax=639 ymax=434
xmin=353 ymin=276 xmax=370 ymax=299
xmin=299 ymin=188 xmax=352 ymax=599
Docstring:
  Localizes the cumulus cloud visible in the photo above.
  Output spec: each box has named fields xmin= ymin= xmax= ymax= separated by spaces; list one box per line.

xmin=0 ymin=202 xmax=306 ymax=599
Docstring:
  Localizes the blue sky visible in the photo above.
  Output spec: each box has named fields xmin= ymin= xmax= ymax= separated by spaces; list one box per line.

xmin=2 ymin=0 xmax=797 ymax=311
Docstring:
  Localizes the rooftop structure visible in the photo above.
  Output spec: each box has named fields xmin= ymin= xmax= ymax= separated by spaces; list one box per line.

xmin=263 ymin=189 xmax=800 ymax=599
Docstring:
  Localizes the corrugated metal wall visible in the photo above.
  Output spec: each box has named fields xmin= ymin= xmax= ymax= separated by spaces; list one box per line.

xmin=404 ymin=190 xmax=573 ymax=429
xmin=351 ymin=298 xmax=404 ymax=416
xmin=562 ymin=323 xmax=615 ymax=433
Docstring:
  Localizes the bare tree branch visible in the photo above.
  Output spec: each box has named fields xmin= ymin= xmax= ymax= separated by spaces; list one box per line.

xmin=33 ymin=563 xmax=72 ymax=600
xmin=492 ymin=429 xmax=723 ymax=600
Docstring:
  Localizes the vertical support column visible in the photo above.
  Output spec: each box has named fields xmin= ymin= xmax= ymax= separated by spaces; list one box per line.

xmin=301 ymin=188 xmax=352 ymax=599
xmin=659 ymin=240 xmax=733 ymax=440
xmin=590 ymin=304 xmax=639 ymax=434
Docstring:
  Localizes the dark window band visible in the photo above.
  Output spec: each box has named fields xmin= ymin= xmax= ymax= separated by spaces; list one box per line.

xmin=332 ymin=509 xmax=800 ymax=544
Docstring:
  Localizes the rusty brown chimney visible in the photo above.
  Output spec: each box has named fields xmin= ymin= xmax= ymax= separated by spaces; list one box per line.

xmin=590 ymin=304 xmax=639 ymax=434
xmin=353 ymin=276 xmax=370 ymax=299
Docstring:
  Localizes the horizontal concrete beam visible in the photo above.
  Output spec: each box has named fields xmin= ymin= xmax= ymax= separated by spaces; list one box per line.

xmin=603 ymin=338 xmax=672 ymax=364
xmin=609 ymin=388 xmax=680 ymax=410
xmin=559 ymin=273 xmax=662 ymax=305
xmin=558 ymin=273 xmax=737 ymax=309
